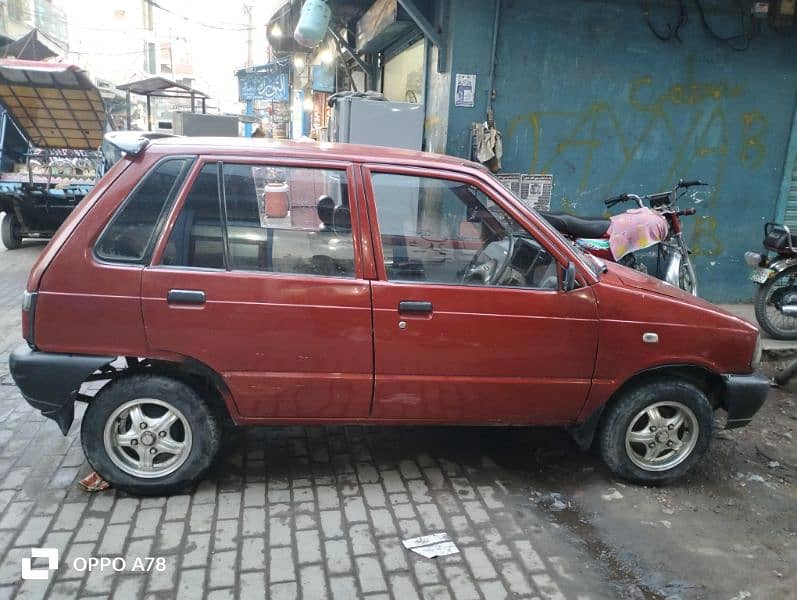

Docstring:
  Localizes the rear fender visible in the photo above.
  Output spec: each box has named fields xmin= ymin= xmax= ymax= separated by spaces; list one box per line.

xmin=662 ymin=245 xmax=683 ymax=288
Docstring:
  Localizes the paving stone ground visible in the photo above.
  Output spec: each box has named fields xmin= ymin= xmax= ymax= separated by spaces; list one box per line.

xmin=0 ymin=243 xmax=616 ymax=599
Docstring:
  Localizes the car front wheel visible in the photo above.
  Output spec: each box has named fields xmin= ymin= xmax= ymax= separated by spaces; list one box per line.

xmin=599 ymin=379 xmax=713 ymax=484
xmin=81 ymin=375 xmax=221 ymax=495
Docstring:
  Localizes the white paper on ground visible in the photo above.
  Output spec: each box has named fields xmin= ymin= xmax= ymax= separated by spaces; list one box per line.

xmin=402 ymin=532 xmax=460 ymax=558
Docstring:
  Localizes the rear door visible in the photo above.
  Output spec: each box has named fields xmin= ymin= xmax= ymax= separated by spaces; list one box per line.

xmin=364 ymin=165 xmax=599 ymax=424
xmin=141 ymin=157 xmax=373 ymax=420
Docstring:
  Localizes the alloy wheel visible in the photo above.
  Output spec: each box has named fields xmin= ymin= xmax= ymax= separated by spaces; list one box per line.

xmin=103 ymin=398 xmax=193 ymax=478
xmin=624 ymin=401 xmax=699 ymax=471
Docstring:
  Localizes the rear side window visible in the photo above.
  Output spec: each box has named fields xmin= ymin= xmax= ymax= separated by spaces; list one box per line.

xmin=223 ymin=164 xmax=354 ymax=277
xmin=161 ymin=162 xmax=355 ymax=277
xmin=95 ymin=158 xmax=192 ymax=263
xmin=162 ymin=163 xmax=224 ymax=269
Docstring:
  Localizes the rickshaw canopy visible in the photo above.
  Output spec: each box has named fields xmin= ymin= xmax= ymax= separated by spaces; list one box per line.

xmin=0 ymin=59 xmax=106 ymax=150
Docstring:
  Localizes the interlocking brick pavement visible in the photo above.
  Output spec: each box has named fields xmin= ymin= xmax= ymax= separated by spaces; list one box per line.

xmin=0 ymin=243 xmax=616 ymax=599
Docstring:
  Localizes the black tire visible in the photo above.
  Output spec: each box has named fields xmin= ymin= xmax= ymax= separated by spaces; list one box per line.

xmin=775 ymin=358 xmax=797 ymax=386
xmin=81 ymin=374 xmax=221 ymax=496
xmin=754 ymin=267 xmax=797 ymax=340
xmin=1 ymin=212 xmax=22 ymax=250
xmin=599 ymin=379 xmax=713 ymax=485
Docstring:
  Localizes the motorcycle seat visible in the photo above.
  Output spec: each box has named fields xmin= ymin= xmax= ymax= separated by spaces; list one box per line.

xmin=540 ymin=212 xmax=611 ymax=239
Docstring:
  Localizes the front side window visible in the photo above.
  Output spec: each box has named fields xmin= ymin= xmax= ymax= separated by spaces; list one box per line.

xmin=95 ymin=158 xmax=191 ymax=263
xmin=162 ymin=162 xmax=355 ymax=278
xmin=371 ymin=173 xmax=558 ymax=289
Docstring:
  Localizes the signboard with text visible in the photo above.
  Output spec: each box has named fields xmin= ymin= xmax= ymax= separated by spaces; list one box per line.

xmin=311 ymin=65 xmax=335 ymax=93
xmin=237 ymin=60 xmax=290 ymax=102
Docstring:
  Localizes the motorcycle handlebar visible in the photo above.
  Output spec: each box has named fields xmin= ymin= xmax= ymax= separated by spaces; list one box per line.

xmin=676 ymin=208 xmax=697 ymax=216
xmin=678 ymin=179 xmax=707 ymax=188
xmin=604 ymin=193 xmax=628 ymax=207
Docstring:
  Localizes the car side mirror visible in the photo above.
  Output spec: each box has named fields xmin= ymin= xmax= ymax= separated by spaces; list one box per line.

xmin=562 ymin=262 xmax=576 ymax=292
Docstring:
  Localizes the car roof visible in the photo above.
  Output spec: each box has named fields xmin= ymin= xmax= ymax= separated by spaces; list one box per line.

xmin=146 ymin=136 xmax=483 ymax=172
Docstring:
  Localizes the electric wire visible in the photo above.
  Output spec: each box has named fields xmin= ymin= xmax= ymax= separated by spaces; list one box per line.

xmin=144 ymin=0 xmax=257 ymax=31
xmin=693 ymin=0 xmax=752 ymax=51
xmin=644 ymin=0 xmax=688 ymax=42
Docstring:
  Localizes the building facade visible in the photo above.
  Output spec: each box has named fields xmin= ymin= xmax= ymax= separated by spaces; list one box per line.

xmin=421 ymin=0 xmax=797 ymax=302
xmin=0 ymin=0 xmax=68 ymax=52
xmin=281 ymin=0 xmax=795 ymax=302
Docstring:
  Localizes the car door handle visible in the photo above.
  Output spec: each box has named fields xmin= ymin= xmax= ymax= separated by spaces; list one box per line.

xmin=167 ymin=289 xmax=206 ymax=305
xmin=398 ymin=301 xmax=433 ymax=315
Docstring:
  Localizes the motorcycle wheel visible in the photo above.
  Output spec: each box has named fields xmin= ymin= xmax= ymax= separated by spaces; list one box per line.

xmin=754 ymin=265 xmax=797 ymax=340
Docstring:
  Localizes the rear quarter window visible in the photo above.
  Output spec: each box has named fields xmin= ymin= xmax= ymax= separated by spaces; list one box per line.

xmin=94 ymin=158 xmax=192 ymax=263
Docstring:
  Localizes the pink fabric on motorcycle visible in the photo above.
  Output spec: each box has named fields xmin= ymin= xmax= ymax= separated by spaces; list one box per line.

xmin=607 ymin=208 xmax=668 ymax=260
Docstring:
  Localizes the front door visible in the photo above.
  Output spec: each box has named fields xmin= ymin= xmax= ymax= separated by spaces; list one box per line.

xmin=365 ymin=167 xmax=599 ymax=424
xmin=142 ymin=158 xmax=373 ymax=420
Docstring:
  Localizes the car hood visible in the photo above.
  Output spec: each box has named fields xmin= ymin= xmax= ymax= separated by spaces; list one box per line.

xmin=610 ymin=262 xmax=696 ymax=300
xmin=604 ymin=262 xmax=757 ymax=331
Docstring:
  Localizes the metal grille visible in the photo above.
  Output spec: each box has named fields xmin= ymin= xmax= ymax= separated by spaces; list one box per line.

xmin=785 ymin=155 xmax=797 ymax=231
xmin=495 ymin=174 xmax=553 ymax=212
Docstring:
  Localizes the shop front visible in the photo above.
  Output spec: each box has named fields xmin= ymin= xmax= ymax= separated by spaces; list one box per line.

xmin=266 ymin=0 xmax=430 ymax=144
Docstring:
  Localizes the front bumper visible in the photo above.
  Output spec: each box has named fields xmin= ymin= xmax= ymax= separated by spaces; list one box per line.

xmin=9 ymin=346 xmax=114 ymax=435
xmin=721 ymin=372 xmax=770 ymax=429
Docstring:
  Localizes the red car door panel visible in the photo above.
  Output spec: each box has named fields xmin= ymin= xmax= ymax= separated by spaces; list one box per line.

xmin=371 ymin=282 xmax=598 ymax=423
xmin=142 ymin=158 xmax=374 ymax=420
xmin=142 ymin=270 xmax=372 ymax=419
xmin=364 ymin=166 xmax=599 ymax=425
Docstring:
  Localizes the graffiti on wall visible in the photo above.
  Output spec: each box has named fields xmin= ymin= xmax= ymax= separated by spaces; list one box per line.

xmin=506 ymin=59 xmax=768 ymax=257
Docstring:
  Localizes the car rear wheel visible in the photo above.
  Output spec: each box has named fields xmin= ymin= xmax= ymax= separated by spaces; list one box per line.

xmin=599 ymin=379 xmax=713 ymax=484
xmin=81 ymin=375 xmax=220 ymax=495
xmin=1 ymin=212 xmax=22 ymax=250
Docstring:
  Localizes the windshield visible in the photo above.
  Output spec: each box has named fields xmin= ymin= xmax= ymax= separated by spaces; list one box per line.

xmin=492 ymin=174 xmax=603 ymax=278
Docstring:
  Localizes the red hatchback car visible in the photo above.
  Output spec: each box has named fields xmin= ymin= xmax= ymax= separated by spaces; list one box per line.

xmin=10 ymin=134 xmax=768 ymax=495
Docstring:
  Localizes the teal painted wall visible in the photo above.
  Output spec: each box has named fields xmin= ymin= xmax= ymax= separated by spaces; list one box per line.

xmin=435 ymin=0 xmax=797 ymax=302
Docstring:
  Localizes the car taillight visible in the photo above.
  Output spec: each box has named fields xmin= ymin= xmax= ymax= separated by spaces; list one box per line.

xmin=21 ymin=291 xmax=37 ymax=348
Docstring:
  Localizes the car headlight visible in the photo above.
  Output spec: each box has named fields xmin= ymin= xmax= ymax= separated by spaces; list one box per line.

xmin=751 ymin=334 xmax=763 ymax=370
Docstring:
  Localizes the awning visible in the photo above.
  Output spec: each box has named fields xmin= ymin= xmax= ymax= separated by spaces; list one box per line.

xmin=116 ymin=76 xmax=208 ymax=100
xmin=116 ymin=76 xmax=209 ymax=131
xmin=0 ymin=29 xmax=61 ymax=61
xmin=0 ymin=59 xmax=106 ymax=150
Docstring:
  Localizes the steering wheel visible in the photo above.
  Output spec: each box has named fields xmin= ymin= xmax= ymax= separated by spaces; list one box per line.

xmin=462 ymin=235 xmax=514 ymax=285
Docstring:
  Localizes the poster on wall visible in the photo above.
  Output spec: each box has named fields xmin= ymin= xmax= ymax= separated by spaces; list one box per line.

xmin=455 ymin=74 xmax=475 ymax=107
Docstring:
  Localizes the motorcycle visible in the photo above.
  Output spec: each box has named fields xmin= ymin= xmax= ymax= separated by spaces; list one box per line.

xmin=541 ymin=179 xmax=704 ymax=295
xmin=745 ymin=222 xmax=797 ymax=340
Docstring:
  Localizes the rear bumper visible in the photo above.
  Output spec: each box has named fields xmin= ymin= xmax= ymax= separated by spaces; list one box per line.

xmin=9 ymin=346 xmax=114 ymax=435
xmin=721 ymin=372 xmax=770 ymax=429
